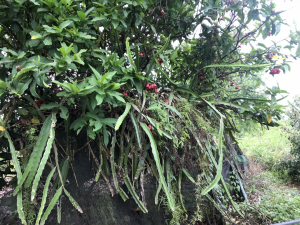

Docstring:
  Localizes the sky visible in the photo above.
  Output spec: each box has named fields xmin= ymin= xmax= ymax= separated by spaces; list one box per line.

xmin=257 ymin=0 xmax=300 ymax=106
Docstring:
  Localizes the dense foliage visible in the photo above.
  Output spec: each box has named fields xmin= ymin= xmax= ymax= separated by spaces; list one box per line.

xmin=274 ymin=96 xmax=300 ymax=180
xmin=0 ymin=0 xmax=299 ymax=224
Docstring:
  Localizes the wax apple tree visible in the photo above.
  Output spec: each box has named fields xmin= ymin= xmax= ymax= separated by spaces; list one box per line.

xmin=0 ymin=0 xmax=299 ymax=224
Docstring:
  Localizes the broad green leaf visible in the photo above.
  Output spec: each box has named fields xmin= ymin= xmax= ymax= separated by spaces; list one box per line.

xmin=16 ymin=78 xmax=33 ymax=95
xmin=43 ymin=37 xmax=52 ymax=45
xmin=13 ymin=66 xmax=37 ymax=80
xmin=89 ymin=64 xmax=102 ymax=80
xmin=31 ymin=116 xmax=40 ymax=124
xmin=251 ymin=9 xmax=259 ymax=20
xmin=17 ymin=108 xmax=28 ymax=115
xmin=30 ymin=80 xmax=40 ymax=98
xmin=112 ymin=19 xmax=119 ymax=29
xmin=147 ymin=104 xmax=161 ymax=111
xmin=0 ymin=80 xmax=6 ymax=90
xmin=60 ymin=106 xmax=69 ymax=119
xmin=92 ymin=15 xmax=106 ymax=21
xmin=40 ymin=102 xmax=60 ymax=110
xmin=59 ymin=21 xmax=71 ymax=31
xmin=77 ymin=11 xmax=86 ymax=21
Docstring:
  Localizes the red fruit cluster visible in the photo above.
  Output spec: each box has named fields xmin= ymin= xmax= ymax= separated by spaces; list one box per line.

xmin=268 ymin=55 xmax=273 ymax=59
xmin=165 ymin=100 xmax=169 ymax=104
xmin=235 ymin=86 xmax=239 ymax=89
xmin=198 ymin=72 xmax=205 ymax=81
xmin=139 ymin=53 xmax=144 ymax=57
xmin=230 ymin=81 xmax=234 ymax=86
xmin=121 ymin=87 xmax=129 ymax=96
xmin=35 ymin=99 xmax=46 ymax=107
xmin=145 ymin=83 xmax=158 ymax=92
xmin=161 ymin=9 xmax=164 ymax=14
xmin=148 ymin=124 xmax=152 ymax=130
xmin=269 ymin=68 xmax=280 ymax=74
xmin=157 ymin=58 xmax=163 ymax=65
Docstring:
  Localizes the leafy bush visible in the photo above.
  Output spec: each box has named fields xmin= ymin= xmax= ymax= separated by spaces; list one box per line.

xmin=0 ymin=0 xmax=299 ymax=224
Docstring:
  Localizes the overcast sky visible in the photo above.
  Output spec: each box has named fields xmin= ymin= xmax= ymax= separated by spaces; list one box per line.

xmin=258 ymin=0 xmax=300 ymax=106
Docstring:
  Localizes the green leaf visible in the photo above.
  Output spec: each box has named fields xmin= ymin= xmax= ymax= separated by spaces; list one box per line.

xmin=201 ymin=118 xmax=224 ymax=195
xmin=89 ymin=64 xmax=102 ymax=80
xmin=182 ymin=168 xmax=195 ymax=183
xmin=17 ymin=192 xmax=26 ymax=225
xmin=164 ymin=105 xmax=182 ymax=118
xmin=77 ymin=11 xmax=86 ymax=21
xmin=140 ymin=122 xmax=175 ymax=211
xmin=4 ymin=130 xmax=26 ymax=224
xmin=251 ymin=9 xmax=259 ymax=20
xmin=30 ymin=80 xmax=40 ymax=98
xmin=130 ymin=110 xmax=142 ymax=149
xmin=13 ymin=66 xmax=37 ymax=80
xmin=59 ymin=21 xmax=71 ymax=31
xmin=40 ymin=187 xmax=63 ymax=225
xmin=125 ymin=37 xmax=137 ymax=72
xmin=0 ymin=80 xmax=6 ymax=90
xmin=40 ymin=102 xmax=60 ymax=110
xmin=150 ymin=25 xmax=156 ymax=34
xmin=35 ymin=167 xmax=55 ymax=225
xmin=30 ymin=31 xmax=42 ymax=39
xmin=112 ymin=19 xmax=119 ymax=29
xmin=133 ymin=78 xmax=142 ymax=93
xmin=262 ymin=26 xmax=270 ymax=39
xmin=60 ymin=106 xmax=69 ymax=119
xmin=135 ymin=13 xmax=142 ymax=26
xmin=92 ymin=15 xmax=106 ymax=21
xmin=13 ymin=115 xmax=53 ymax=195
xmin=17 ymin=108 xmax=28 ymax=115
xmin=101 ymin=71 xmax=117 ymax=83
xmin=16 ymin=78 xmax=32 ymax=95
xmin=63 ymin=188 xmax=83 ymax=213
xmin=296 ymin=40 xmax=300 ymax=56
xmin=123 ymin=176 xmax=148 ymax=213
xmin=204 ymin=63 xmax=272 ymax=68
xmin=115 ymin=103 xmax=131 ymax=131
xmin=147 ymin=103 xmax=161 ymax=111
xmin=258 ymin=43 xmax=267 ymax=49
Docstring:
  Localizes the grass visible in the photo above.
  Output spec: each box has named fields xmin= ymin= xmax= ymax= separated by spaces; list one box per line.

xmin=233 ymin=124 xmax=300 ymax=224
xmin=238 ymin=126 xmax=292 ymax=169
xmin=237 ymin=171 xmax=300 ymax=224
